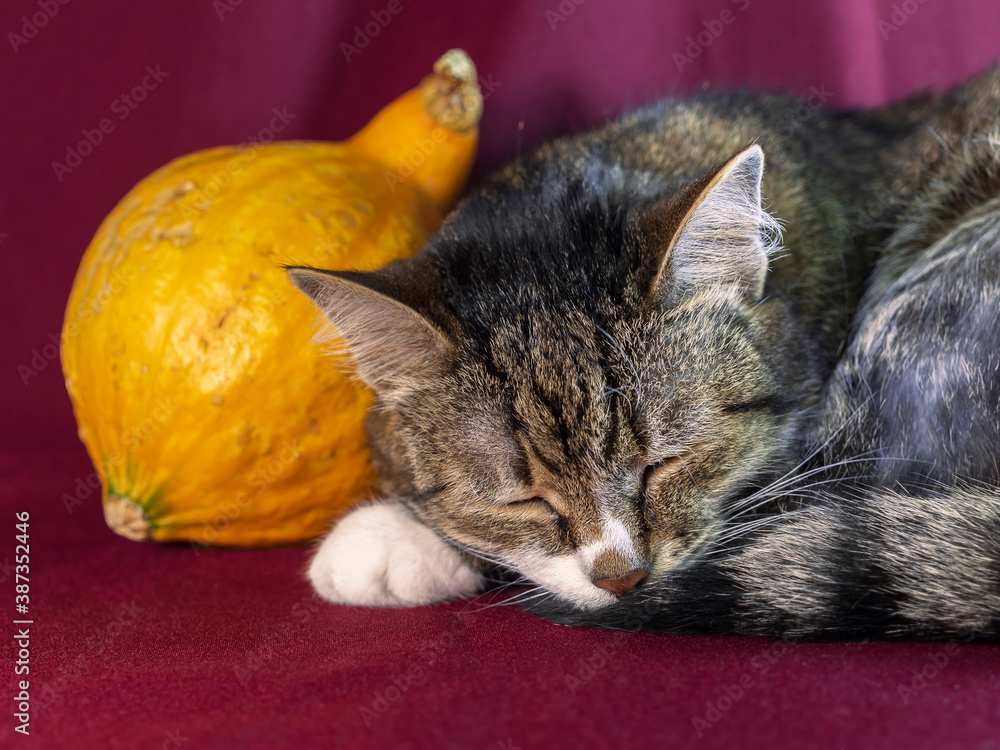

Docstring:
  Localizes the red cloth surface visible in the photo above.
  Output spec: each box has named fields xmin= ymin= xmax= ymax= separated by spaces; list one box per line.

xmin=2 ymin=1 xmax=999 ymax=748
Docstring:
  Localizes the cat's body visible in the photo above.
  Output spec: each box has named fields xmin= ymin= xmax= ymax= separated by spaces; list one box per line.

xmin=289 ymin=69 xmax=1000 ymax=641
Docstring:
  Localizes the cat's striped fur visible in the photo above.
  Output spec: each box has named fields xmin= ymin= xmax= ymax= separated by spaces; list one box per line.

xmin=290 ymin=68 xmax=1000 ymax=641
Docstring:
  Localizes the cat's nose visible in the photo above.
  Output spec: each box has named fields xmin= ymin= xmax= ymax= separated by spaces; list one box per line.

xmin=591 ymin=569 xmax=647 ymax=597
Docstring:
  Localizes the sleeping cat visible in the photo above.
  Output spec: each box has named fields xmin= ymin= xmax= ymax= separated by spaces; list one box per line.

xmin=288 ymin=69 xmax=1000 ymax=641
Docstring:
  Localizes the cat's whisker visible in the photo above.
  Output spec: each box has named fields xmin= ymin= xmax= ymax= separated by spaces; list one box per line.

xmin=759 ymin=395 xmax=879 ymax=479
xmin=923 ymin=121 xmax=950 ymax=151
xmin=505 ymin=450 xmax=517 ymax=481
xmin=442 ymin=535 xmax=510 ymax=569
xmin=499 ymin=585 xmax=549 ymax=603
xmin=730 ymin=448 xmax=939 ymax=516
xmin=603 ymin=387 xmax=634 ymax=415
xmin=595 ymin=323 xmax=644 ymax=404
xmin=712 ymin=512 xmax=797 ymax=542
xmin=468 ymin=578 xmax=538 ymax=609
xmin=728 ymin=446 xmax=884 ymax=512
xmin=677 ymin=453 xmax=707 ymax=500
xmin=463 ymin=586 xmax=548 ymax=613
xmin=727 ymin=490 xmax=830 ymax=520
xmin=496 ymin=590 xmax=558 ymax=611
xmin=469 ymin=484 xmax=507 ymax=556
xmin=729 ymin=463 xmax=880 ymax=514
xmin=701 ymin=508 xmax=811 ymax=552
xmin=730 ymin=476 xmax=867 ymax=516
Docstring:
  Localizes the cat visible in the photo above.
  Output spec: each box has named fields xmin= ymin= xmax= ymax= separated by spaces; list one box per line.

xmin=287 ymin=68 xmax=1000 ymax=641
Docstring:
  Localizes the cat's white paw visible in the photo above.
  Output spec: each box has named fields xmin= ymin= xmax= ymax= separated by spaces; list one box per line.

xmin=308 ymin=500 xmax=484 ymax=606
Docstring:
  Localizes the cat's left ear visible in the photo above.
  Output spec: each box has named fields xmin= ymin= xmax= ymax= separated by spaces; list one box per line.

xmin=642 ymin=144 xmax=781 ymax=303
xmin=286 ymin=264 xmax=453 ymax=392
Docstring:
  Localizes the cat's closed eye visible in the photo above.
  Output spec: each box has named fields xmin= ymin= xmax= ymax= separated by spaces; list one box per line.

xmin=641 ymin=453 xmax=690 ymax=489
xmin=505 ymin=496 xmax=559 ymax=517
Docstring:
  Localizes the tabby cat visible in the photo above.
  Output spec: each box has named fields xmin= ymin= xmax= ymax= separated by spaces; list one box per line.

xmin=288 ymin=68 xmax=1000 ymax=641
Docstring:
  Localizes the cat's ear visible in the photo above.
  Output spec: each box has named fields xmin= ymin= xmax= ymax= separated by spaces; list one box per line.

xmin=286 ymin=266 xmax=452 ymax=391
xmin=643 ymin=144 xmax=780 ymax=303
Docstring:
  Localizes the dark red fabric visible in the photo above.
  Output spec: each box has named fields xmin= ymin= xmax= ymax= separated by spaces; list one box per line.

xmin=2 ymin=1 xmax=999 ymax=747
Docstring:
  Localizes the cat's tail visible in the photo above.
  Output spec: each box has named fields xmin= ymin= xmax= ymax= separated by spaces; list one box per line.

xmin=530 ymin=484 xmax=1000 ymax=641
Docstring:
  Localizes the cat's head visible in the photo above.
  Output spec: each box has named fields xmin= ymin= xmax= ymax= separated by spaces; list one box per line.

xmin=289 ymin=144 xmax=802 ymax=609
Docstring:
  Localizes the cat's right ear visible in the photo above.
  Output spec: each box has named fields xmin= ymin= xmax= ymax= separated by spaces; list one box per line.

xmin=286 ymin=266 xmax=453 ymax=391
xmin=640 ymin=144 xmax=781 ymax=303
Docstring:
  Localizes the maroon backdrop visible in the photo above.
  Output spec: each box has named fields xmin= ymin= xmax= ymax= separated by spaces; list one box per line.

xmin=2 ymin=1 xmax=999 ymax=748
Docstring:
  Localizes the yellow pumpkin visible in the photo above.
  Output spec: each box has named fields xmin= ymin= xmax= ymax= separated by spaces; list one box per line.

xmin=61 ymin=50 xmax=482 ymax=546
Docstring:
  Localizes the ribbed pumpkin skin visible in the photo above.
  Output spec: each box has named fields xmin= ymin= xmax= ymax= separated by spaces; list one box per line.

xmin=61 ymin=52 xmax=481 ymax=546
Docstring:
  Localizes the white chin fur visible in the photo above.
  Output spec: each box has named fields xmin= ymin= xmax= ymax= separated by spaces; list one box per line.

xmin=506 ymin=551 xmax=617 ymax=610
xmin=308 ymin=500 xmax=484 ymax=607
xmin=504 ymin=513 xmax=641 ymax=610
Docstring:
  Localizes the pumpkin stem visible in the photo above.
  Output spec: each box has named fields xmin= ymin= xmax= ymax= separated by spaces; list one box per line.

xmin=418 ymin=48 xmax=483 ymax=134
xmin=104 ymin=495 xmax=152 ymax=541
xmin=349 ymin=49 xmax=482 ymax=212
